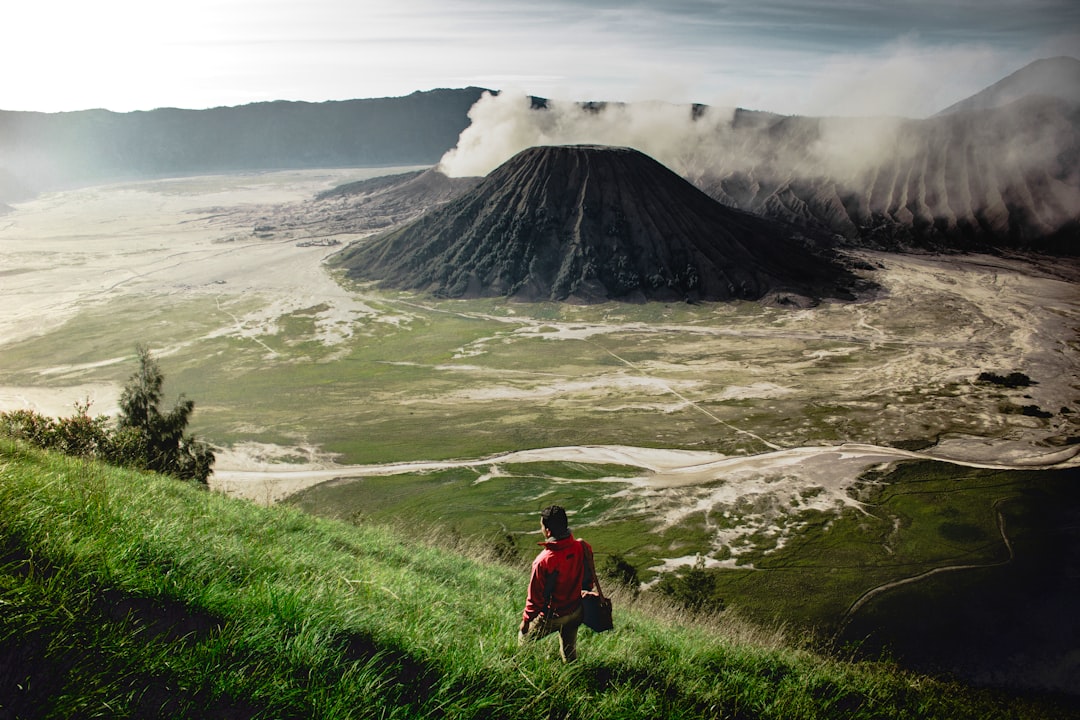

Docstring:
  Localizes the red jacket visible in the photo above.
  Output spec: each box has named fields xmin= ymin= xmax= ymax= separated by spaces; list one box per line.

xmin=522 ymin=534 xmax=594 ymax=623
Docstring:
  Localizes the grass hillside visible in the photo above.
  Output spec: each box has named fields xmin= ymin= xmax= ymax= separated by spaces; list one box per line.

xmin=1 ymin=440 xmax=1074 ymax=720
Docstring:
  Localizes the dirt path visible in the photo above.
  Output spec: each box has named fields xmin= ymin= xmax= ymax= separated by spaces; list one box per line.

xmin=840 ymin=496 xmax=1018 ymax=626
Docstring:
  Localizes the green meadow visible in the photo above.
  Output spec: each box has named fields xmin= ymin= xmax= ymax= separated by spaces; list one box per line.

xmin=286 ymin=459 xmax=1080 ymax=646
xmin=2 ymin=441 xmax=1076 ymax=719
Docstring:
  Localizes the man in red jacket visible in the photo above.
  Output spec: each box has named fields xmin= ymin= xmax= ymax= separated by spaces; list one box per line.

xmin=519 ymin=504 xmax=594 ymax=662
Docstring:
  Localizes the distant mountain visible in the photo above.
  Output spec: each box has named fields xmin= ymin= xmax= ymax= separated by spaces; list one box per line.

xmin=332 ymin=145 xmax=863 ymax=303
xmin=0 ymin=88 xmax=487 ymax=201
xmin=314 ymin=167 xmax=480 ymax=211
xmin=686 ymin=58 xmax=1080 ymax=254
xmin=935 ymin=56 xmax=1080 ymax=116
xmin=693 ymin=97 xmax=1080 ymax=255
xmin=0 ymin=167 xmax=32 ymax=204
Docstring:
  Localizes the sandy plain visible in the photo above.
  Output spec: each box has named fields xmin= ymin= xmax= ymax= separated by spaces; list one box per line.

xmin=1 ymin=170 xmax=1077 ymax=543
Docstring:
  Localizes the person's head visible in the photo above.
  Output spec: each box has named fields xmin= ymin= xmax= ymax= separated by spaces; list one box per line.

xmin=540 ymin=505 xmax=570 ymax=539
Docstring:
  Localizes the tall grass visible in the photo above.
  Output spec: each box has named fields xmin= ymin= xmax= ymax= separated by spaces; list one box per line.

xmin=1 ymin=439 xmax=1073 ymax=719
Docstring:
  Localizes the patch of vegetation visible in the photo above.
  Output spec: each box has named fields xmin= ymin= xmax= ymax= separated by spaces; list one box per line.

xmin=6 ymin=287 xmax=1067 ymax=469
xmin=0 ymin=294 xmax=260 ymax=380
xmin=841 ymin=466 xmax=1080 ymax=692
xmin=500 ymin=461 xmax=645 ymax=480
xmin=0 ymin=346 xmax=214 ymax=483
xmin=887 ymin=437 xmax=938 ymax=452
xmin=2 ymin=442 xmax=1074 ymax=719
xmin=697 ymin=462 xmax=1080 ymax=698
xmin=601 ymin=553 xmax=641 ymax=596
xmin=287 ymin=466 xmax=655 ymax=565
xmin=977 ymin=371 xmax=1034 ymax=388
xmin=654 ymin=555 xmax=726 ymax=614
xmin=996 ymin=402 xmax=1054 ymax=418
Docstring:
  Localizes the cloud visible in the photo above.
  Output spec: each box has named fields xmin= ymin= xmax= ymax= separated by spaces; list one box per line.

xmin=436 ymin=87 xmax=922 ymax=188
xmin=438 ymin=90 xmax=740 ymax=180
xmin=6 ymin=0 xmax=1077 ymax=112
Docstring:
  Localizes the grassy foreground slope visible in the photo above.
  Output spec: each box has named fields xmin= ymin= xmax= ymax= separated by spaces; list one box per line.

xmin=0 ymin=441 xmax=1073 ymax=720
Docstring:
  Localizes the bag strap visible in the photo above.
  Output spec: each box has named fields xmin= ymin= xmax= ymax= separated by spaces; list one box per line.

xmin=582 ymin=540 xmax=604 ymax=599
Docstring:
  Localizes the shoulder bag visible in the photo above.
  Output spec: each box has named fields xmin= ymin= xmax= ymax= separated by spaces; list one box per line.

xmin=580 ymin=540 xmax=614 ymax=632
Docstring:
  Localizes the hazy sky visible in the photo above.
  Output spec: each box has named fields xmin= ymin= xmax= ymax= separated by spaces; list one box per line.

xmin=5 ymin=0 xmax=1078 ymax=116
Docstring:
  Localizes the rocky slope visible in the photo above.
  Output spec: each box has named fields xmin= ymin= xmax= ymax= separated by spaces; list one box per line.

xmin=332 ymin=145 xmax=863 ymax=303
xmin=695 ymin=94 xmax=1080 ymax=254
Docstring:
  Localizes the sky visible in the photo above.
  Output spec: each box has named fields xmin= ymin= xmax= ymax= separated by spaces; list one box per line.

xmin=4 ymin=0 xmax=1079 ymax=117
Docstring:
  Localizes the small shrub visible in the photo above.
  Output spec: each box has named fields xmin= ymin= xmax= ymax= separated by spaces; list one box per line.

xmin=653 ymin=555 xmax=725 ymax=614
xmin=490 ymin=533 xmax=521 ymax=564
xmin=0 ymin=409 xmax=56 ymax=446
xmin=52 ymin=401 xmax=113 ymax=458
xmin=977 ymin=371 xmax=1033 ymax=388
xmin=602 ymin=552 xmax=641 ymax=596
xmin=998 ymin=402 xmax=1054 ymax=419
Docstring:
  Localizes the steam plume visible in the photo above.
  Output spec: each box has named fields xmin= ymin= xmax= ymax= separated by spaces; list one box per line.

xmin=439 ymin=91 xmax=736 ymax=181
xmin=437 ymin=90 xmax=905 ymax=183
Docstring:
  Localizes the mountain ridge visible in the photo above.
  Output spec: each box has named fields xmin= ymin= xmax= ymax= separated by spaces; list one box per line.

xmin=695 ymin=93 xmax=1080 ymax=255
xmin=935 ymin=56 xmax=1080 ymax=116
xmin=0 ymin=88 xmax=488 ymax=197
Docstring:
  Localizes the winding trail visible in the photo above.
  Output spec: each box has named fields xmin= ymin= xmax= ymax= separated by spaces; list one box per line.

xmin=840 ymin=496 xmax=1018 ymax=626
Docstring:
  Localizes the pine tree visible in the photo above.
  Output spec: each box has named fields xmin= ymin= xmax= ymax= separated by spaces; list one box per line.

xmin=117 ymin=345 xmax=215 ymax=483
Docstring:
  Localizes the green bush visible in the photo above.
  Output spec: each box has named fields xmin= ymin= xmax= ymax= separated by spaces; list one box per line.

xmin=0 ymin=408 xmax=57 ymax=447
xmin=602 ymin=552 xmax=641 ymax=596
xmin=0 ymin=346 xmax=215 ymax=483
xmin=654 ymin=555 xmax=725 ymax=614
xmin=977 ymin=371 xmax=1033 ymax=388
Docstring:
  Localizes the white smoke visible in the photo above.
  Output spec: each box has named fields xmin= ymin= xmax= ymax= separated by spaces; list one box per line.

xmin=436 ymin=89 xmax=904 ymax=183
xmin=438 ymin=90 xmax=741 ymax=181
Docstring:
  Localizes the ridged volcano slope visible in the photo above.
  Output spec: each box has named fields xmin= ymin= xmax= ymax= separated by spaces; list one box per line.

xmin=333 ymin=145 xmax=859 ymax=302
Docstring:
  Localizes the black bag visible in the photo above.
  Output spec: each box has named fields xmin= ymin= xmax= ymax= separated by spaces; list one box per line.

xmin=581 ymin=541 xmax=614 ymax=633
xmin=582 ymin=591 xmax=613 ymax=632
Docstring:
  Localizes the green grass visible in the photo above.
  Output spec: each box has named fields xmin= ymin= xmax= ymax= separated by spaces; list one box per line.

xmin=4 ymin=442 xmax=1075 ymax=716
xmin=286 ymin=465 xmax=656 ymax=565
xmin=2 ymin=441 xmax=1075 ymax=719
xmin=285 ymin=457 xmax=1080 ymax=702
xmin=700 ymin=461 xmax=1080 ymax=643
xmin=835 ymin=463 xmax=1080 ymax=679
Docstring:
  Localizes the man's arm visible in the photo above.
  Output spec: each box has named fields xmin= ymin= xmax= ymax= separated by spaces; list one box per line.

xmin=520 ymin=560 xmax=548 ymax=633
